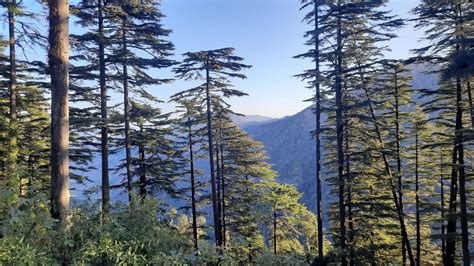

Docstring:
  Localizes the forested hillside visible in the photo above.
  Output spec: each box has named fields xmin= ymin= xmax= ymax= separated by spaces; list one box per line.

xmin=0 ymin=0 xmax=472 ymax=265
xmin=244 ymin=64 xmax=440 ymax=215
xmin=244 ymin=107 xmax=326 ymax=213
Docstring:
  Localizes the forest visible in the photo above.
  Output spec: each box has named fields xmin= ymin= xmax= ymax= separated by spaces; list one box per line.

xmin=0 ymin=0 xmax=472 ymax=264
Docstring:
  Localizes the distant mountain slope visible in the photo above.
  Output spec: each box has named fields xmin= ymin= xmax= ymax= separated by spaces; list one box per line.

xmin=242 ymin=108 xmax=327 ymax=213
xmin=241 ymin=64 xmax=439 ymax=215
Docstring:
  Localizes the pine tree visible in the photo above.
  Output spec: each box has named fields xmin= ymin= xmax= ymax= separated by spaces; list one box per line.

xmin=103 ymin=0 xmax=175 ymax=202
xmin=1 ymin=0 xmax=46 ymax=197
xmin=320 ymin=1 xmax=409 ymax=263
xmin=260 ymin=179 xmax=317 ymax=257
xmin=294 ymin=1 xmax=331 ymax=262
xmin=378 ymin=60 xmax=415 ymax=264
xmin=109 ymin=99 xmax=181 ymax=203
xmin=211 ymin=97 xmax=235 ymax=249
xmin=6 ymin=0 xmax=18 ymax=182
xmin=173 ymin=47 xmax=251 ymax=247
xmin=219 ymin=122 xmax=268 ymax=261
xmin=17 ymin=85 xmax=50 ymax=195
xmin=406 ymin=105 xmax=441 ymax=265
xmin=68 ymin=67 xmax=99 ymax=184
xmin=412 ymin=1 xmax=472 ymax=264
xmin=325 ymin=65 xmax=404 ymax=264
xmin=70 ymin=0 xmax=111 ymax=215
xmin=174 ymin=98 xmax=209 ymax=251
xmin=0 ymin=50 xmax=50 ymax=198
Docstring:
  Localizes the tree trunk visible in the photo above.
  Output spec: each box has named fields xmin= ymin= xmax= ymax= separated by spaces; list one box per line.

xmin=415 ymin=130 xmax=421 ymax=266
xmin=220 ymin=135 xmax=227 ymax=248
xmin=204 ymin=65 xmax=222 ymax=247
xmin=394 ymin=68 xmax=407 ymax=265
xmin=138 ymin=124 xmax=146 ymax=198
xmin=248 ymin=243 xmax=252 ymax=262
xmin=467 ymin=80 xmax=473 ymax=128
xmin=273 ymin=203 xmax=277 ymax=255
xmin=122 ymin=17 xmax=133 ymax=202
xmin=345 ymin=117 xmax=354 ymax=266
xmin=215 ymin=133 xmax=223 ymax=242
xmin=440 ymin=155 xmax=445 ymax=259
xmin=335 ymin=4 xmax=346 ymax=264
xmin=187 ymin=118 xmax=198 ymax=251
xmin=453 ymin=6 xmax=470 ymax=264
xmin=369 ymin=186 xmax=376 ymax=265
xmin=98 ymin=0 xmax=110 ymax=216
xmin=48 ymin=0 xmax=70 ymax=224
xmin=455 ymin=77 xmax=470 ymax=266
xmin=8 ymin=1 xmax=19 ymax=194
xmin=444 ymin=145 xmax=458 ymax=265
xmin=313 ymin=2 xmax=324 ymax=264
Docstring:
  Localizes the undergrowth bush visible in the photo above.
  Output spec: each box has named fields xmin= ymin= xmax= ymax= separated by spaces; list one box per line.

xmin=0 ymin=192 xmax=311 ymax=265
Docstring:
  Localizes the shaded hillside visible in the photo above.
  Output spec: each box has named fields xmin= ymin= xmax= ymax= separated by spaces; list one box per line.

xmin=242 ymin=107 xmax=329 ymax=213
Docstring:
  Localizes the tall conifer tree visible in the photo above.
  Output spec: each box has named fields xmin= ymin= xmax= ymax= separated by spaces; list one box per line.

xmin=294 ymin=1 xmax=330 ymax=262
xmin=173 ymin=47 xmax=251 ymax=247
xmin=413 ymin=2 xmax=472 ymax=264
xmin=107 ymin=0 xmax=175 ymax=201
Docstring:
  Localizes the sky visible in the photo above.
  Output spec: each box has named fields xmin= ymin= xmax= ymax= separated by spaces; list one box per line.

xmin=4 ymin=0 xmax=424 ymax=119
xmin=156 ymin=0 xmax=424 ymax=118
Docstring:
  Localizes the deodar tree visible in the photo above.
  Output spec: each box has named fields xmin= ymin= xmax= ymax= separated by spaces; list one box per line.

xmin=173 ymin=47 xmax=251 ymax=247
xmin=412 ymin=1 xmax=472 ymax=264
xmin=294 ymin=1 xmax=330 ymax=263
xmin=106 ymin=0 xmax=175 ymax=201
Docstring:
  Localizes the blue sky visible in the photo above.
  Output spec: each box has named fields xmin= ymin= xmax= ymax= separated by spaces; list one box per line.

xmin=5 ymin=0 xmax=423 ymax=118
xmin=158 ymin=0 xmax=423 ymax=118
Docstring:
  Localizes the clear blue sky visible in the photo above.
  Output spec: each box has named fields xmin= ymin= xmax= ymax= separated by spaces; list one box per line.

xmin=7 ymin=0 xmax=423 ymax=118
xmin=157 ymin=0 xmax=423 ymax=118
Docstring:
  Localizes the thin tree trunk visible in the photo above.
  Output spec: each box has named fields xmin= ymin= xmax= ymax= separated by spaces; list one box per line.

xmin=369 ymin=186 xmax=376 ymax=265
xmin=467 ymin=80 xmax=473 ymax=128
xmin=313 ymin=1 xmax=324 ymax=264
xmin=273 ymin=203 xmax=277 ymax=255
xmin=335 ymin=3 xmax=346 ymax=264
xmin=444 ymin=145 xmax=458 ymax=265
xmin=345 ymin=117 xmax=354 ymax=266
xmin=455 ymin=77 xmax=470 ymax=266
xmin=440 ymin=155 xmax=445 ymax=259
xmin=138 ymin=124 xmax=146 ymax=198
xmin=187 ymin=117 xmax=198 ymax=251
xmin=204 ymin=64 xmax=222 ymax=247
xmin=98 ymin=0 xmax=110 ymax=216
xmin=27 ymin=154 xmax=33 ymax=192
xmin=453 ymin=6 xmax=470 ymax=264
xmin=361 ymin=83 xmax=415 ymax=265
xmin=220 ymin=134 xmax=227 ymax=248
xmin=49 ymin=0 xmax=70 ymax=224
xmin=215 ymin=132 xmax=223 ymax=242
xmin=8 ymin=1 xmax=19 ymax=193
xmin=248 ymin=242 xmax=252 ymax=262
xmin=415 ymin=130 xmax=421 ymax=266
xmin=394 ymin=68 xmax=407 ymax=265
xmin=122 ymin=17 xmax=133 ymax=202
